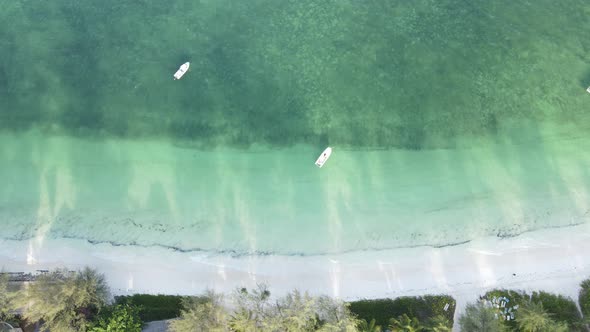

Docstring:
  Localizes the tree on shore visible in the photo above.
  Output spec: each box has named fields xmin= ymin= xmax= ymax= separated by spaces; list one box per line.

xmin=515 ymin=301 xmax=552 ymax=332
xmin=314 ymin=295 xmax=360 ymax=332
xmin=458 ymin=301 xmax=504 ymax=332
xmin=90 ymin=303 xmax=142 ymax=332
xmin=516 ymin=301 xmax=568 ymax=332
xmin=357 ymin=318 xmax=381 ymax=332
xmin=579 ymin=278 xmax=590 ymax=328
xmin=226 ymin=285 xmax=361 ymax=332
xmin=228 ymin=284 xmax=272 ymax=331
xmin=169 ymin=291 xmax=227 ymax=332
xmin=262 ymin=289 xmax=318 ymax=331
xmin=427 ymin=315 xmax=452 ymax=332
xmin=388 ymin=314 xmax=424 ymax=332
xmin=15 ymin=267 xmax=109 ymax=331
xmin=171 ymin=286 xmax=359 ymax=332
xmin=0 ymin=273 xmax=14 ymax=322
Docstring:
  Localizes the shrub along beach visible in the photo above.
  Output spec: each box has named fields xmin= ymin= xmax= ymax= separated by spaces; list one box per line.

xmin=1 ymin=267 xmax=590 ymax=331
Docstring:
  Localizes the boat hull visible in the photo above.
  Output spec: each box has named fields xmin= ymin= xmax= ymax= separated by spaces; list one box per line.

xmin=315 ymin=147 xmax=332 ymax=168
xmin=174 ymin=62 xmax=190 ymax=80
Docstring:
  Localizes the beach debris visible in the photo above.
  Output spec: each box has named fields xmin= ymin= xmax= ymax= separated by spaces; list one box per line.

xmin=1 ymin=271 xmax=53 ymax=282
xmin=173 ymin=62 xmax=190 ymax=80
xmin=486 ymin=296 xmax=519 ymax=321
xmin=0 ymin=322 xmax=18 ymax=331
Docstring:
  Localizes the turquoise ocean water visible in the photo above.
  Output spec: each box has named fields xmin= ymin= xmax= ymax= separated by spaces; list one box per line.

xmin=1 ymin=0 xmax=590 ymax=256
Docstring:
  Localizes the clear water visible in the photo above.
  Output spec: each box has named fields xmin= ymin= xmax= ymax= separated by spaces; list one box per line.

xmin=1 ymin=0 xmax=590 ymax=257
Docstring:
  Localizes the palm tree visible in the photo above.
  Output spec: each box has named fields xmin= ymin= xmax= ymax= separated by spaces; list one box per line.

xmin=516 ymin=301 xmax=556 ymax=332
xmin=458 ymin=301 xmax=504 ymax=332
xmin=388 ymin=314 xmax=424 ymax=332
xmin=357 ymin=318 xmax=382 ymax=332
xmin=548 ymin=321 xmax=569 ymax=332
xmin=16 ymin=267 xmax=109 ymax=331
xmin=427 ymin=315 xmax=452 ymax=332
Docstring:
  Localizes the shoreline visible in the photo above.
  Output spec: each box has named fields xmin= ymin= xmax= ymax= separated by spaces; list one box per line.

xmin=2 ymin=217 xmax=586 ymax=259
xmin=1 ymin=222 xmax=589 ymax=328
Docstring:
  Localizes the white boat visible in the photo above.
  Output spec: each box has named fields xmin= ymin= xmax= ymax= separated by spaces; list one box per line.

xmin=587 ymin=86 xmax=590 ymax=93
xmin=315 ymin=147 xmax=332 ymax=168
xmin=173 ymin=62 xmax=190 ymax=80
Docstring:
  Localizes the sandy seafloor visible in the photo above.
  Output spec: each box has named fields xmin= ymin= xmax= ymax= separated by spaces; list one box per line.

xmin=1 ymin=0 xmax=590 ymax=326
xmin=1 ymin=125 xmax=590 ymax=257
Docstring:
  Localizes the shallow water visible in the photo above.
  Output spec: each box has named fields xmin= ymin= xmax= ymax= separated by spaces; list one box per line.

xmin=1 ymin=0 xmax=590 ymax=258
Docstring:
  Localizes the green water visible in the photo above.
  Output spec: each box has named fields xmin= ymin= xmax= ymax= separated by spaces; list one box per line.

xmin=1 ymin=0 xmax=590 ymax=256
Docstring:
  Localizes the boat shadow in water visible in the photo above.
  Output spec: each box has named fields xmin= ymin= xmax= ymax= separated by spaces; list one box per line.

xmin=578 ymin=68 xmax=590 ymax=89
xmin=317 ymin=134 xmax=330 ymax=149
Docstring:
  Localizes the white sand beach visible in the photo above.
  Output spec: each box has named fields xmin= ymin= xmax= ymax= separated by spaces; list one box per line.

xmin=1 ymin=222 xmax=589 ymax=330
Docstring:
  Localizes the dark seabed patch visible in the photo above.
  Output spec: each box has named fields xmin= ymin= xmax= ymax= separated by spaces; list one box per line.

xmin=0 ymin=0 xmax=589 ymax=150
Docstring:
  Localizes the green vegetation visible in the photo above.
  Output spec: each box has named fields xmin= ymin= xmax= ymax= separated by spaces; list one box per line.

xmin=0 ymin=272 xmax=20 ymax=329
xmin=515 ymin=301 xmax=568 ymax=332
xmin=171 ymin=285 xmax=360 ymax=332
xmin=1 ymin=268 xmax=147 ymax=331
xmin=458 ymin=301 xmax=504 ymax=332
xmin=427 ymin=315 xmax=452 ymax=332
xmin=388 ymin=314 xmax=423 ymax=332
xmin=3 ymin=267 xmax=590 ymax=332
xmin=90 ymin=303 xmax=143 ymax=332
xmin=484 ymin=289 xmax=583 ymax=331
xmin=169 ymin=291 xmax=227 ymax=332
xmin=459 ymin=289 xmax=583 ymax=332
xmin=579 ymin=278 xmax=590 ymax=319
xmin=348 ymin=295 xmax=455 ymax=330
xmin=357 ymin=318 xmax=382 ymax=332
xmin=15 ymin=267 xmax=109 ymax=332
xmin=529 ymin=291 xmax=581 ymax=329
xmin=0 ymin=273 xmax=14 ymax=322
xmin=114 ymin=293 xmax=183 ymax=322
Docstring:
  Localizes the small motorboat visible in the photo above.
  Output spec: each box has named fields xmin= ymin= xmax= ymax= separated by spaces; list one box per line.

xmin=173 ymin=62 xmax=190 ymax=80
xmin=315 ymin=147 xmax=332 ymax=168
xmin=587 ymin=86 xmax=590 ymax=94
